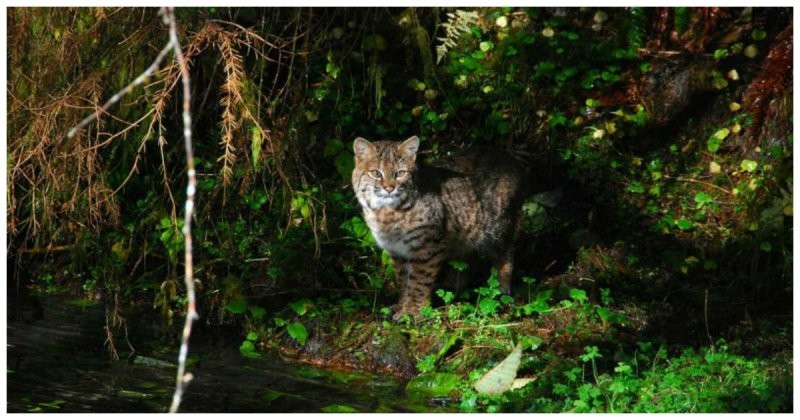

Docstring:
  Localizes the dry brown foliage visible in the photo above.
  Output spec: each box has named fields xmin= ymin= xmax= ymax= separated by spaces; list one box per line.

xmin=7 ymin=8 xmax=306 ymax=255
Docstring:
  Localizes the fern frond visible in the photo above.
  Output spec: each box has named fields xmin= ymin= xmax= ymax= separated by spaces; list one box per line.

xmin=436 ymin=9 xmax=479 ymax=64
xmin=216 ymin=27 xmax=246 ymax=187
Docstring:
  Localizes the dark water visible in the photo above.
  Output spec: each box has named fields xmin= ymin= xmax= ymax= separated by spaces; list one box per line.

xmin=6 ymin=292 xmax=443 ymax=413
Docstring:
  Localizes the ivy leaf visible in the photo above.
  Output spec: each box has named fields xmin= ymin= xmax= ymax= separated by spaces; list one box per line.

xmin=287 ymin=321 xmax=309 ymax=346
xmin=569 ymin=288 xmax=588 ymax=304
xmin=694 ymin=192 xmax=713 ymax=209
xmin=239 ymin=340 xmax=261 ymax=359
xmin=289 ymin=299 xmax=314 ymax=316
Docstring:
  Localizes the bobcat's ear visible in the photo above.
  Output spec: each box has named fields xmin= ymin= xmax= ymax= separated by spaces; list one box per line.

xmin=400 ymin=136 xmax=420 ymax=158
xmin=353 ymin=137 xmax=376 ymax=160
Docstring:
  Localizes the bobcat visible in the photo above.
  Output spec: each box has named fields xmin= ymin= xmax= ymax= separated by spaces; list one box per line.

xmin=351 ymin=136 xmax=524 ymax=320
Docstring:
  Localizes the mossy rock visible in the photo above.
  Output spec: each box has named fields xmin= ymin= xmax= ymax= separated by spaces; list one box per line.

xmin=366 ymin=326 xmax=416 ymax=377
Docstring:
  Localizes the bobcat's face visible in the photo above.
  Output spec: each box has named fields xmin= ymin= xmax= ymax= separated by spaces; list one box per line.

xmin=352 ymin=136 xmax=419 ymax=210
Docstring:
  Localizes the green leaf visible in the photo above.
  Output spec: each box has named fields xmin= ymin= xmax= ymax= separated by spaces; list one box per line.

xmin=239 ymin=340 xmax=261 ymax=359
xmin=759 ymin=241 xmax=772 ymax=252
xmin=479 ymin=41 xmax=494 ymax=52
xmin=694 ymin=192 xmax=713 ymax=208
xmin=523 ymin=290 xmax=553 ymax=315
xmin=569 ymin=288 xmax=588 ymax=304
xmin=707 ymin=137 xmax=722 ymax=153
xmin=289 ymin=299 xmax=314 ymax=316
xmin=628 ymin=181 xmax=646 ymax=194
xmin=478 ymin=297 xmax=500 ymax=315
xmin=585 ymin=98 xmax=603 ymax=108
xmin=287 ymin=321 xmax=308 ymax=346
xmin=249 ymin=306 xmax=266 ymax=321
xmin=437 ymin=333 xmax=461 ymax=358
xmin=609 ymin=380 xmax=627 ymax=394
xmin=340 ymin=216 xmax=375 ymax=247
xmin=676 ymin=218 xmax=694 ymax=231
xmin=740 ymin=159 xmax=758 ymax=172
xmin=596 ymin=307 xmax=612 ymax=322
xmin=416 ymin=354 xmax=437 ymax=373
xmin=520 ymin=335 xmax=543 ymax=351
xmin=246 ymin=331 xmax=258 ymax=341
xmin=713 ymin=128 xmax=730 ymax=140
xmin=225 ymin=299 xmax=247 ymax=314
xmin=436 ymin=289 xmax=455 ymax=304
xmin=707 ymin=128 xmax=730 ymax=153
xmin=751 ymin=29 xmax=767 ymax=41
xmin=449 ymin=260 xmax=469 ymax=271
xmin=580 ymin=345 xmax=602 ymax=362
xmin=615 ymin=362 xmax=633 ymax=375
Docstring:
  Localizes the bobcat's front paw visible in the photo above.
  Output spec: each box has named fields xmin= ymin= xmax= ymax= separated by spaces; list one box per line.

xmin=390 ymin=303 xmax=422 ymax=322
xmin=391 ymin=306 xmax=414 ymax=322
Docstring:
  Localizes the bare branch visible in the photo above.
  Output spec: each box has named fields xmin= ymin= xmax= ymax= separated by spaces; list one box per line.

xmin=165 ymin=6 xmax=199 ymax=414
xmin=66 ymin=37 xmax=174 ymax=139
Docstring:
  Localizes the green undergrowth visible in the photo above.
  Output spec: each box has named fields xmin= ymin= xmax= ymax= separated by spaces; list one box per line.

xmin=234 ymin=264 xmax=791 ymax=413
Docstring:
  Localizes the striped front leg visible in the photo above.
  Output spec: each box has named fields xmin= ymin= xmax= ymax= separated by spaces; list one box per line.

xmin=391 ymin=246 xmax=445 ymax=321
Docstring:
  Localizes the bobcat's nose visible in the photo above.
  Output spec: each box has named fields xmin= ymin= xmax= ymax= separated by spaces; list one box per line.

xmin=384 ymin=186 xmax=395 ymax=193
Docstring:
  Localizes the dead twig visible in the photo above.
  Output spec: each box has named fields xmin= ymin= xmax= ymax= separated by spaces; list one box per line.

xmin=663 ymin=175 xmax=733 ymax=195
xmin=64 ymin=7 xmax=199 ymax=413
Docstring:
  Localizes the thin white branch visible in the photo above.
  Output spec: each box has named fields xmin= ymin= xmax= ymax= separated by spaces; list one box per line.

xmin=166 ymin=6 xmax=199 ymax=414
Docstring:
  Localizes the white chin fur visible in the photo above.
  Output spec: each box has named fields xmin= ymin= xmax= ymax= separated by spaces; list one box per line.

xmin=369 ymin=195 xmax=400 ymax=209
xmin=368 ymin=189 xmax=404 ymax=208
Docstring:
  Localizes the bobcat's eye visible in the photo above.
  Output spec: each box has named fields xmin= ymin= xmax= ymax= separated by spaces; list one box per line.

xmin=369 ymin=170 xmax=383 ymax=179
xmin=395 ymin=170 xmax=408 ymax=178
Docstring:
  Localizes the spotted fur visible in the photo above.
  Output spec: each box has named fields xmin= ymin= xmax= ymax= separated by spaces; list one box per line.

xmin=352 ymin=136 xmax=524 ymax=320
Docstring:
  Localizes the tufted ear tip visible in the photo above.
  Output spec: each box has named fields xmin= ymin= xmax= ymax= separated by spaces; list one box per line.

xmin=353 ymin=137 xmax=375 ymax=159
xmin=400 ymin=136 xmax=420 ymax=156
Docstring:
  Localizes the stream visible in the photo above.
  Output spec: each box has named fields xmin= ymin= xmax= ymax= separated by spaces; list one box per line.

xmin=6 ymin=291 xmax=449 ymax=413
